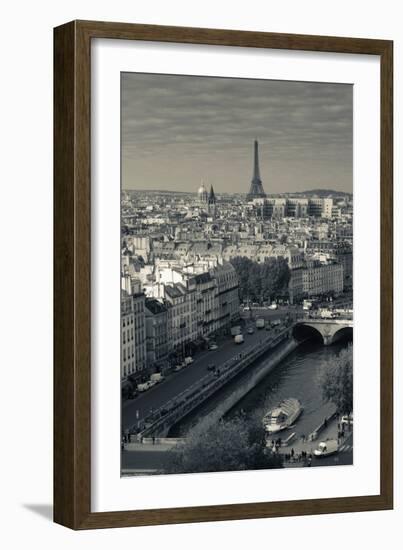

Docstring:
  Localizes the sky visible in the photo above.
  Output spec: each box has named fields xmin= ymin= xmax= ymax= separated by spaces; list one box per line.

xmin=121 ymin=72 xmax=353 ymax=194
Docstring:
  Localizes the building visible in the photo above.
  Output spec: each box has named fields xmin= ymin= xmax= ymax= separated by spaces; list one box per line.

xmin=121 ymin=279 xmax=147 ymax=382
xmin=302 ymin=260 xmax=344 ymax=297
xmin=145 ymin=298 xmax=169 ymax=371
xmin=288 ymin=268 xmax=304 ymax=304
xmin=335 ymin=244 xmax=353 ymax=290
xmin=287 ymin=197 xmax=309 ymax=217
xmin=246 ymin=140 xmax=266 ymax=200
xmin=194 ymin=272 xmax=218 ymax=337
xmin=210 ymin=263 xmax=240 ymax=333
xmin=250 ymin=196 xmax=335 ymax=219
xmin=222 ymin=243 xmax=304 ymax=270
xmin=121 ymin=291 xmax=135 ymax=381
xmin=197 ymin=181 xmax=208 ymax=205
xmin=151 ymin=262 xmax=239 ymax=341
xmin=164 ymin=284 xmax=193 ymax=357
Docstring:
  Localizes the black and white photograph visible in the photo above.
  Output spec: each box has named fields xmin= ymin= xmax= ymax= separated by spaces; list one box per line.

xmin=120 ymin=72 xmax=353 ymax=476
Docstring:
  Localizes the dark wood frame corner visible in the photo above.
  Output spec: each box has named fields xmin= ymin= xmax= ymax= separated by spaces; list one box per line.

xmin=54 ymin=20 xmax=393 ymax=530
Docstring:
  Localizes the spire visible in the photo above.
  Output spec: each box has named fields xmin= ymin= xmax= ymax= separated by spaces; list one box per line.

xmin=208 ymin=184 xmax=216 ymax=204
xmin=247 ymin=140 xmax=266 ymax=200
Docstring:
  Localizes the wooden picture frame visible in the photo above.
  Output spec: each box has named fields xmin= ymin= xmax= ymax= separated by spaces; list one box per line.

xmin=54 ymin=20 xmax=393 ymax=529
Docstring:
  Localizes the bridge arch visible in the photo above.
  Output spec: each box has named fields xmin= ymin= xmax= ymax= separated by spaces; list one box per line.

xmin=293 ymin=323 xmax=324 ymax=344
xmin=293 ymin=320 xmax=353 ymax=346
xmin=331 ymin=326 xmax=353 ymax=344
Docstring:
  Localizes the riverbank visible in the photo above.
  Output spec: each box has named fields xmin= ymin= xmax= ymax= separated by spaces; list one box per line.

xmin=170 ymin=337 xmax=299 ymax=435
xmin=227 ymin=339 xmax=349 ymax=442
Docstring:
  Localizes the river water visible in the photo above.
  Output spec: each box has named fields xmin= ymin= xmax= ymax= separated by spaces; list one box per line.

xmin=171 ymin=337 xmax=352 ymax=439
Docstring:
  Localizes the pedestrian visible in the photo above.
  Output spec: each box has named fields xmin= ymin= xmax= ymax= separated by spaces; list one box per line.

xmin=291 ymin=448 xmax=294 ymax=458
xmin=308 ymin=457 xmax=312 ymax=467
xmin=152 ymin=436 xmax=156 ymax=445
xmin=324 ymin=417 xmax=328 ymax=429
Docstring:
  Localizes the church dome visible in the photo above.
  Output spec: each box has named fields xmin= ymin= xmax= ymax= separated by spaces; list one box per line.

xmin=197 ymin=181 xmax=208 ymax=203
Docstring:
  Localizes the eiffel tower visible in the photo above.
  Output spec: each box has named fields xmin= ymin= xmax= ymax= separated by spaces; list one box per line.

xmin=246 ymin=140 xmax=266 ymax=200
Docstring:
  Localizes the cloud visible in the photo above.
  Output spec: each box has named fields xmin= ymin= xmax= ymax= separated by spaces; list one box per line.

xmin=121 ymin=72 xmax=352 ymax=193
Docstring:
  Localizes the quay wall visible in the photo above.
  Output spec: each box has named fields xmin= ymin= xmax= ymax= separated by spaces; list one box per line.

xmin=184 ymin=338 xmax=299 ymax=432
xmin=140 ymin=329 xmax=297 ymax=438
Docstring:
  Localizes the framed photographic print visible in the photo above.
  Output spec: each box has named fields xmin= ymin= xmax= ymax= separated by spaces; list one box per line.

xmin=54 ymin=20 xmax=393 ymax=529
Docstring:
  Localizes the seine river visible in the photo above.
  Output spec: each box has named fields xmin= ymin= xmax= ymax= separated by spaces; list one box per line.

xmin=171 ymin=337 xmax=352 ymax=438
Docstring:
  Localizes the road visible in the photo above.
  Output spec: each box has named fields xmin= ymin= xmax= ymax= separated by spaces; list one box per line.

xmin=121 ymin=430 xmax=353 ymax=474
xmin=122 ymin=307 xmax=293 ymax=432
xmin=121 ymin=448 xmax=168 ymax=473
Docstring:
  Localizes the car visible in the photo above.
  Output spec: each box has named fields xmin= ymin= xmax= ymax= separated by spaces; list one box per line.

xmin=150 ymin=373 xmax=164 ymax=384
xmin=207 ymin=363 xmax=216 ymax=371
xmin=269 ymin=303 xmax=278 ymax=310
xmin=341 ymin=414 xmax=353 ymax=426
xmin=208 ymin=343 xmax=218 ymax=351
xmin=243 ymin=306 xmax=251 ymax=312
xmin=313 ymin=439 xmax=339 ymax=457
xmin=174 ymin=362 xmax=185 ymax=372
xmin=247 ymin=327 xmax=254 ymax=335
xmin=137 ymin=381 xmax=151 ymax=392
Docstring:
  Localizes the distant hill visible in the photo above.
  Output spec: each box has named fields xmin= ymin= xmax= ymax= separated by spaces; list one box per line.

xmin=287 ymin=189 xmax=352 ymax=198
xmin=124 ymin=188 xmax=352 ymax=198
xmin=125 ymin=189 xmax=191 ymax=195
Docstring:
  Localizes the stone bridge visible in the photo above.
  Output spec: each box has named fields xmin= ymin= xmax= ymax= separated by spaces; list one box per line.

xmin=294 ymin=317 xmax=353 ymax=346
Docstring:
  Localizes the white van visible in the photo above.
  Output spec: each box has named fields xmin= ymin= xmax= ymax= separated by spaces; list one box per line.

xmin=150 ymin=373 xmax=164 ymax=384
xmin=313 ymin=439 xmax=338 ymax=457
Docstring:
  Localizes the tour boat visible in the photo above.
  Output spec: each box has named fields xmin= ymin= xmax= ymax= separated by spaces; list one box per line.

xmin=263 ymin=398 xmax=303 ymax=434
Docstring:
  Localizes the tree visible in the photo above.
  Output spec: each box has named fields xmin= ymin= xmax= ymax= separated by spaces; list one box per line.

xmin=164 ymin=413 xmax=282 ymax=474
xmin=317 ymin=345 xmax=353 ymax=415
xmin=230 ymin=256 xmax=290 ymax=303
xmin=230 ymin=256 xmax=254 ymax=301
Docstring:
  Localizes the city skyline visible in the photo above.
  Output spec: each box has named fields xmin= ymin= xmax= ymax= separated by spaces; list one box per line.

xmin=122 ymin=72 xmax=353 ymax=194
